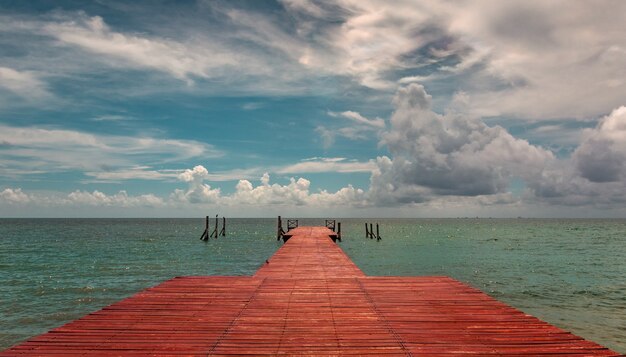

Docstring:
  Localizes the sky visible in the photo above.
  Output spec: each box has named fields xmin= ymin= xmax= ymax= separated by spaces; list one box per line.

xmin=1 ymin=0 xmax=626 ymax=217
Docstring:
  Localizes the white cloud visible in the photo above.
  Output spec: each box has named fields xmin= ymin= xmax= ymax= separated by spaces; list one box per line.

xmin=280 ymin=0 xmax=626 ymax=118
xmin=67 ymin=190 xmax=164 ymax=207
xmin=229 ymin=172 xmax=367 ymax=207
xmin=83 ymin=167 xmax=179 ymax=182
xmin=170 ymin=166 xmax=367 ymax=207
xmin=277 ymin=157 xmax=375 ymax=174
xmin=0 ymin=187 xmax=163 ymax=208
xmin=241 ymin=102 xmax=265 ymax=110
xmin=81 ymin=158 xmax=374 ymax=184
xmin=279 ymin=0 xmax=330 ymax=18
xmin=44 ymin=15 xmax=236 ymax=84
xmin=315 ymin=126 xmax=337 ymax=149
xmin=269 ymin=1 xmax=455 ymax=92
xmin=0 ymin=188 xmax=31 ymax=203
xmin=3 ymin=2 xmax=624 ymax=119
xmin=524 ymin=124 xmax=585 ymax=148
xmin=309 ymin=184 xmax=367 ymax=207
xmin=230 ymin=175 xmax=311 ymax=206
xmin=90 ymin=114 xmax=135 ymax=122
xmin=171 ymin=165 xmax=221 ymax=204
xmin=328 ymin=110 xmax=385 ymax=128
xmin=178 ymin=165 xmax=209 ymax=183
xmin=0 ymin=125 xmax=221 ymax=177
xmin=0 ymin=66 xmax=50 ymax=99
xmin=317 ymin=111 xmax=385 ymax=148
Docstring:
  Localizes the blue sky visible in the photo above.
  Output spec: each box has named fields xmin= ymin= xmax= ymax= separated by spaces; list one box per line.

xmin=1 ymin=0 xmax=626 ymax=217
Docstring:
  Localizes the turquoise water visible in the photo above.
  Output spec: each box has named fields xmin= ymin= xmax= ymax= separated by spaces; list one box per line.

xmin=1 ymin=218 xmax=624 ymax=352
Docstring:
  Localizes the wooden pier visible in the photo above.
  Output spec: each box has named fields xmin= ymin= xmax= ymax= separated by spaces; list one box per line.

xmin=2 ymin=226 xmax=619 ymax=356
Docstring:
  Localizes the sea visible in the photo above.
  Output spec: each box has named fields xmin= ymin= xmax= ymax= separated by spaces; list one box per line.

xmin=0 ymin=218 xmax=624 ymax=352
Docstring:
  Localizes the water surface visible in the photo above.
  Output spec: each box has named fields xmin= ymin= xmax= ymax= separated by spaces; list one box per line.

xmin=1 ymin=218 xmax=624 ymax=352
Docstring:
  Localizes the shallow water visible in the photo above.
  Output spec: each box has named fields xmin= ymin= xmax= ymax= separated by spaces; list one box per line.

xmin=1 ymin=218 xmax=624 ymax=352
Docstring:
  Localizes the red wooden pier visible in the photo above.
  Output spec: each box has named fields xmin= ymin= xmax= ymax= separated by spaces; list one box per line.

xmin=2 ymin=226 xmax=619 ymax=356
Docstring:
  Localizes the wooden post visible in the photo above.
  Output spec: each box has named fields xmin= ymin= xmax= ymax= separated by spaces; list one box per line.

xmin=365 ymin=223 xmax=369 ymax=238
xmin=201 ymin=215 xmax=209 ymax=240
xmin=220 ymin=217 xmax=226 ymax=236
xmin=277 ymin=216 xmax=283 ymax=240
xmin=369 ymin=223 xmax=374 ymax=239
xmin=337 ymin=222 xmax=341 ymax=241
xmin=211 ymin=215 xmax=218 ymax=238
xmin=376 ymin=223 xmax=381 ymax=241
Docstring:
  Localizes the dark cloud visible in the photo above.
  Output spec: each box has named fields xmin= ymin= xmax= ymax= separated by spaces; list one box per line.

xmin=575 ymin=138 xmax=624 ymax=182
xmin=525 ymin=107 xmax=626 ymax=206
xmin=371 ymin=84 xmax=554 ymax=203
xmin=573 ymin=106 xmax=626 ymax=183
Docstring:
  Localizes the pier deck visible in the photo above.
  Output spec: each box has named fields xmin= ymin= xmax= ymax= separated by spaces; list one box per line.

xmin=2 ymin=226 xmax=619 ymax=356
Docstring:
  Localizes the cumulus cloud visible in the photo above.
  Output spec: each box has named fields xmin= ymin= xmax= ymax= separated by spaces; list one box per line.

xmin=230 ymin=172 xmax=367 ymax=207
xmin=309 ymin=184 xmax=367 ymax=207
xmin=0 ymin=188 xmax=31 ymax=203
xmin=231 ymin=174 xmax=311 ymax=206
xmin=67 ymin=190 xmax=164 ymax=207
xmin=171 ymin=165 xmax=221 ymax=204
xmin=521 ymin=106 xmax=626 ymax=207
xmin=371 ymin=83 xmax=555 ymax=204
xmin=0 ymin=187 xmax=163 ymax=208
xmin=169 ymin=165 xmax=367 ymax=207
xmin=526 ymin=166 xmax=626 ymax=208
xmin=573 ymin=107 xmax=626 ymax=183
xmin=366 ymin=96 xmax=626 ymax=210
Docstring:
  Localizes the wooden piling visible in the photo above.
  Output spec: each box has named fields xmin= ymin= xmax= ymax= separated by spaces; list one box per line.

xmin=376 ymin=223 xmax=381 ymax=241
xmin=220 ymin=217 xmax=226 ymax=236
xmin=369 ymin=223 xmax=374 ymax=239
xmin=337 ymin=222 xmax=341 ymax=241
xmin=200 ymin=216 xmax=209 ymax=240
xmin=210 ymin=215 xmax=218 ymax=238
xmin=365 ymin=223 xmax=369 ymax=238
xmin=277 ymin=216 xmax=285 ymax=240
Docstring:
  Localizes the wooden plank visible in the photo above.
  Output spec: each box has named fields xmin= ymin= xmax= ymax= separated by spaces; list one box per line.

xmin=1 ymin=226 xmax=619 ymax=356
xmin=255 ymin=227 xmax=364 ymax=279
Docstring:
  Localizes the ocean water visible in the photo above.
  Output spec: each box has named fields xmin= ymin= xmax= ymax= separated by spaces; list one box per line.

xmin=0 ymin=218 xmax=624 ymax=352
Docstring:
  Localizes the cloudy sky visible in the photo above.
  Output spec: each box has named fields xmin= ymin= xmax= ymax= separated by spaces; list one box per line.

xmin=1 ymin=0 xmax=625 ymax=217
